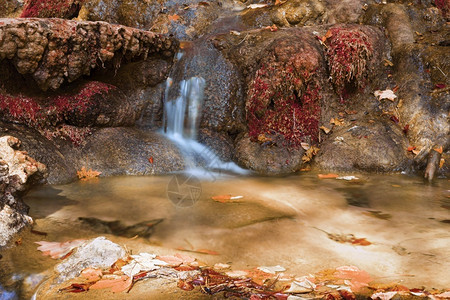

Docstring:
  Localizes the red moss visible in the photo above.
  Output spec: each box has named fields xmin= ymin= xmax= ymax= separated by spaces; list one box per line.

xmin=20 ymin=0 xmax=83 ymax=18
xmin=325 ymin=26 xmax=373 ymax=95
xmin=435 ymin=0 xmax=450 ymax=18
xmin=0 ymin=81 xmax=114 ymax=146
xmin=246 ymin=55 xmax=321 ymax=146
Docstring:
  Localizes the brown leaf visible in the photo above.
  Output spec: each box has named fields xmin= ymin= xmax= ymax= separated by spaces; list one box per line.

xmin=322 ymin=30 xmax=333 ymax=43
xmin=351 ymin=238 xmax=371 ymax=246
xmin=318 ymin=173 xmax=339 ymax=179
xmin=77 ymin=167 xmax=101 ymax=181
xmin=80 ymin=268 xmax=102 ymax=281
xmin=90 ymin=275 xmax=132 ymax=293
xmin=383 ymin=59 xmax=394 ymax=67
xmin=330 ymin=118 xmax=345 ymax=126
xmin=302 ymin=146 xmax=319 ymax=163
xmin=333 ymin=266 xmax=372 ymax=292
xmin=433 ymin=146 xmax=443 ymax=154
xmin=168 ymin=14 xmax=180 ymax=22
xmin=320 ymin=126 xmax=331 ymax=134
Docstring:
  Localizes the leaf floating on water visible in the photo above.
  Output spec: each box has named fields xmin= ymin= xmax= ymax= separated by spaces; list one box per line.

xmin=318 ymin=173 xmax=339 ymax=179
xmin=168 ymin=14 xmax=180 ymax=22
xmin=211 ymin=194 xmax=243 ymax=203
xmin=334 ymin=266 xmax=372 ymax=292
xmin=36 ymin=239 xmax=86 ymax=259
xmin=77 ymin=167 xmax=101 ymax=181
xmin=374 ymin=89 xmax=397 ymax=101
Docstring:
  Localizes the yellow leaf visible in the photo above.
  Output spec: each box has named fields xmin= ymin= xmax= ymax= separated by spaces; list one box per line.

xmin=330 ymin=118 xmax=345 ymax=126
xmin=433 ymin=146 xmax=443 ymax=154
xmin=320 ymin=126 xmax=331 ymax=134
xmin=77 ymin=167 xmax=101 ymax=181
xmin=440 ymin=158 xmax=445 ymax=169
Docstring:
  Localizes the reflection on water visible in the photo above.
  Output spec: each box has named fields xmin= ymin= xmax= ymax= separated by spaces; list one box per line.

xmin=1 ymin=172 xmax=449 ymax=297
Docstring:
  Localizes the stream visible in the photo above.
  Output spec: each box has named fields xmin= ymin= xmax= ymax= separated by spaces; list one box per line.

xmin=0 ymin=172 xmax=449 ymax=298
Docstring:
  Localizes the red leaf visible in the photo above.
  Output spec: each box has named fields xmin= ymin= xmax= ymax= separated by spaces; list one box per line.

xmin=390 ymin=115 xmax=399 ymax=124
xmin=435 ymin=83 xmax=446 ymax=89
xmin=407 ymin=146 xmax=416 ymax=151
xmin=148 ymin=156 xmax=154 ymax=164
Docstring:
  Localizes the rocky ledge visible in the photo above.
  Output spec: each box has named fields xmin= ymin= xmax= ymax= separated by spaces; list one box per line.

xmin=0 ymin=18 xmax=178 ymax=91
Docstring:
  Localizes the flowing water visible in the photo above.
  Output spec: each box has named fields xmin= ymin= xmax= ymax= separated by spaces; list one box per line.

xmin=0 ymin=173 xmax=449 ymax=299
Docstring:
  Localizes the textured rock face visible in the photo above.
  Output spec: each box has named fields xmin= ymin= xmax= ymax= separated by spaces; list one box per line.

xmin=0 ymin=135 xmax=47 ymax=246
xmin=0 ymin=18 xmax=178 ymax=91
xmin=20 ymin=0 xmax=83 ymax=18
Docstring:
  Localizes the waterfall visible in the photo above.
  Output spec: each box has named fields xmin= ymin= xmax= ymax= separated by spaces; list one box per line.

xmin=163 ymin=75 xmax=248 ymax=178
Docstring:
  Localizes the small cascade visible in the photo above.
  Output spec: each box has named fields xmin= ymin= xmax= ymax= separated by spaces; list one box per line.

xmin=163 ymin=74 xmax=248 ymax=178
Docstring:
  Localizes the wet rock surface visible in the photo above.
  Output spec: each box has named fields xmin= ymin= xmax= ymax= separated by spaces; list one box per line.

xmin=0 ymin=135 xmax=47 ymax=246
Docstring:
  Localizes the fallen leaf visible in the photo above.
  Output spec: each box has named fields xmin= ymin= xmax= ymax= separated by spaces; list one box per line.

xmin=168 ymin=14 xmax=180 ymax=22
xmin=198 ymin=1 xmax=209 ymax=6
xmin=336 ymin=176 xmax=359 ymax=181
xmin=59 ymin=283 xmax=91 ymax=293
xmin=374 ymin=89 xmax=397 ymax=101
xmin=403 ymin=124 xmax=409 ymax=135
xmin=384 ymin=59 xmax=394 ymax=67
xmin=177 ymin=279 xmax=194 ymax=291
xmin=246 ymin=268 xmax=276 ymax=285
xmin=330 ymin=118 xmax=345 ymax=126
xmin=230 ymin=30 xmax=241 ymax=36
xmin=434 ymin=146 xmax=443 ymax=154
xmin=435 ymin=291 xmax=450 ymax=299
xmin=415 ymin=31 xmax=423 ymax=36
xmin=302 ymin=146 xmax=319 ymax=163
xmin=177 ymin=247 xmax=219 ymax=255
xmin=211 ymin=194 xmax=243 ymax=203
xmin=390 ymin=115 xmax=399 ymax=124
xmin=157 ymin=253 xmax=195 ymax=266
xmin=264 ymin=24 xmax=278 ymax=32
xmin=322 ymin=30 xmax=333 ymax=43
xmin=36 ymin=239 xmax=86 ymax=259
xmin=412 ymin=149 xmax=420 ymax=156
xmin=371 ymin=291 xmax=397 ymax=300
xmin=77 ymin=167 xmax=101 ymax=181
xmin=81 ymin=268 xmax=103 ymax=281
xmin=318 ymin=173 xmax=339 ymax=179
xmin=351 ymin=238 xmax=371 ymax=246
xmin=247 ymin=4 xmax=269 ymax=9
xmin=214 ymin=263 xmax=231 ymax=270
xmin=121 ymin=253 xmax=167 ymax=277
xmin=334 ymin=266 xmax=372 ymax=292
xmin=397 ymin=99 xmax=403 ymax=108
xmin=300 ymin=142 xmax=310 ymax=150
xmin=90 ymin=275 xmax=132 ymax=293
xmin=257 ymin=265 xmax=286 ymax=274
xmin=285 ymin=278 xmax=316 ymax=293
xmin=148 ymin=156 xmax=153 ymax=164
xmin=225 ymin=270 xmax=248 ymax=278
xmin=440 ymin=158 xmax=445 ymax=169
xmin=320 ymin=126 xmax=331 ymax=134
xmin=407 ymin=146 xmax=416 ymax=152
xmin=435 ymin=83 xmax=446 ymax=89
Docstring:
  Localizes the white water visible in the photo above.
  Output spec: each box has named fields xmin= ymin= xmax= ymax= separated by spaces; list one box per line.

xmin=163 ymin=76 xmax=249 ymax=179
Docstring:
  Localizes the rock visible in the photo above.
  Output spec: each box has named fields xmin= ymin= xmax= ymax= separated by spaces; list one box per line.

xmin=0 ymin=18 xmax=178 ymax=91
xmin=55 ymin=237 xmax=125 ymax=283
xmin=0 ymin=135 xmax=47 ymax=246
xmin=236 ymin=134 xmax=305 ymax=175
xmin=0 ymin=0 xmax=23 ymax=17
xmin=315 ymin=122 xmax=409 ymax=172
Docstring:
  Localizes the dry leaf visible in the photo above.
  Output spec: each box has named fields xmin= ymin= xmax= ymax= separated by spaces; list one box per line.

xmin=36 ymin=239 xmax=86 ymax=259
xmin=81 ymin=268 xmax=102 ymax=281
xmin=412 ymin=149 xmax=420 ymax=155
xmin=211 ymin=194 xmax=243 ymax=203
xmin=214 ymin=263 xmax=231 ymax=270
xmin=247 ymin=3 xmax=269 ymax=9
xmin=330 ymin=118 xmax=345 ymax=126
xmin=168 ymin=14 xmax=180 ymax=22
xmin=383 ymin=59 xmax=394 ymax=67
xmin=148 ymin=156 xmax=154 ymax=164
xmin=371 ymin=291 xmax=397 ymax=300
xmin=318 ymin=173 xmax=339 ymax=179
xmin=77 ymin=167 xmax=101 ymax=181
xmin=322 ymin=30 xmax=333 ymax=43
xmin=320 ymin=126 xmax=331 ymax=134
xmin=90 ymin=275 xmax=132 ymax=293
xmin=334 ymin=266 xmax=372 ymax=292
xmin=300 ymin=142 xmax=310 ymax=150
xmin=374 ymin=89 xmax=397 ymax=101
xmin=257 ymin=265 xmax=286 ymax=274
xmin=225 ymin=270 xmax=248 ymax=278
xmin=434 ymin=146 xmax=443 ymax=154
xmin=157 ymin=253 xmax=195 ymax=266
xmin=440 ymin=158 xmax=445 ymax=169
xmin=230 ymin=30 xmax=241 ymax=36
xmin=302 ymin=146 xmax=319 ymax=163
xmin=407 ymin=146 xmax=416 ymax=152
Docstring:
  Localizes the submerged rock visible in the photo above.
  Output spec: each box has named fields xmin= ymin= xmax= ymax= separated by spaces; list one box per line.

xmin=55 ymin=237 xmax=125 ymax=283
xmin=0 ymin=135 xmax=47 ymax=246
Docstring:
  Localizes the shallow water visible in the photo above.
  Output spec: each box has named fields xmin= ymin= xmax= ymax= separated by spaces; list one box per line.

xmin=1 ymin=173 xmax=449 ymax=298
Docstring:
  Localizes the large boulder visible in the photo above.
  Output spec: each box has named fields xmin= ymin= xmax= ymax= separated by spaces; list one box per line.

xmin=0 ymin=135 xmax=47 ymax=246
